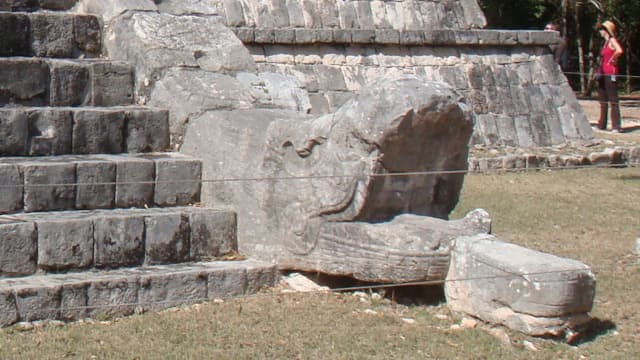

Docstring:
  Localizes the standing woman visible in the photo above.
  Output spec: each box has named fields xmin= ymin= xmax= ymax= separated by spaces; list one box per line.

xmin=596 ymin=20 xmax=624 ymax=132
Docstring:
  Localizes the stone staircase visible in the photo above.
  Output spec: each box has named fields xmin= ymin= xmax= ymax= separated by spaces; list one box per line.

xmin=0 ymin=1 xmax=277 ymax=327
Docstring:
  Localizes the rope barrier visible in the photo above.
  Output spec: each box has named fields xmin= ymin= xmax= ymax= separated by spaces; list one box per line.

xmin=0 ymin=162 xmax=636 ymax=191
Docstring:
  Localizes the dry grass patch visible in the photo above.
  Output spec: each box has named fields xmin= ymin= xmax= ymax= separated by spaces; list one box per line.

xmin=1 ymin=168 xmax=638 ymax=359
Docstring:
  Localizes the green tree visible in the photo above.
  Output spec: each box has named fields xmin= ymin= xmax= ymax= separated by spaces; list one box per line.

xmin=479 ymin=0 xmax=639 ymax=93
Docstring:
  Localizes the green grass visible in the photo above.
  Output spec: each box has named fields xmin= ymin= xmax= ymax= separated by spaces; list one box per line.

xmin=1 ymin=168 xmax=638 ymax=359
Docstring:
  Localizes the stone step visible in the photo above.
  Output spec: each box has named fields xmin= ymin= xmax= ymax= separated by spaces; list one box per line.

xmin=1 ymin=106 xmax=170 ymax=156
xmin=0 ymin=0 xmax=78 ymax=12
xmin=0 ymin=259 xmax=277 ymax=326
xmin=0 ymin=206 xmax=235 ymax=277
xmin=0 ymin=11 xmax=100 ymax=58
xmin=0 ymin=153 xmax=202 ymax=214
xmin=0 ymin=58 xmax=133 ymax=107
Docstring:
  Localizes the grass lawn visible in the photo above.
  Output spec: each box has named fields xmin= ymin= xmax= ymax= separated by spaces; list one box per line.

xmin=1 ymin=168 xmax=638 ymax=359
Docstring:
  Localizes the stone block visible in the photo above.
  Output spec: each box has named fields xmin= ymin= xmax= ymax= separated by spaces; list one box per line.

xmin=49 ymin=61 xmax=90 ymax=106
xmin=60 ymin=279 xmax=89 ymax=321
xmin=23 ymin=161 xmax=76 ymax=212
xmin=87 ymin=275 xmax=138 ymax=317
xmin=207 ymin=266 xmax=247 ymax=299
xmin=0 ymin=109 xmax=28 ymax=155
xmin=73 ymin=14 xmax=101 ymax=54
xmin=30 ymin=13 xmax=75 ymax=57
xmin=72 ymin=110 xmax=125 ymax=154
xmin=332 ymin=29 xmax=351 ymax=43
xmin=144 ymin=212 xmax=190 ymax=264
xmin=14 ymin=283 xmax=61 ymax=322
xmin=146 ymin=153 xmax=201 ymax=206
xmin=27 ymin=109 xmax=73 ymax=155
xmin=0 ymin=222 xmax=37 ymax=276
xmin=234 ymin=27 xmax=254 ymax=43
xmin=0 ymin=164 xmax=23 ymax=213
xmin=445 ymin=234 xmax=595 ymax=336
xmin=39 ymin=0 xmax=78 ymax=11
xmin=246 ymin=263 xmax=278 ymax=294
xmin=124 ymin=109 xmax=170 ymax=153
xmin=286 ymin=0 xmax=305 ymax=27
xmin=89 ymin=62 xmax=134 ymax=106
xmin=254 ymin=29 xmax=276 ymax=43
xmin=37 ymin=217 xmax=94 ymax=271
xmin=0 ymin=287 xmax=18 ymax=327
xmin=138 ymin=269 xmax=207 ymax=311
xmin=400 ymin=30 xmax=424 ymax=45
xmin=375 ymin=29 xmax=400 ymax=44
xmin=0 ymin=59 xmax=49 ymax=105
xmin=189 ymin=210 xmax=237 ymax=260
xmin=223 ymin=0 xmax=245 ymax=26
xmin=351 ymin=29 xmax=375 ymax=43
xmin=274 ymin=29 xmax=296 ymax=44
xmin=75 ymin=159 xmax=116 ymax=209
xmin=0 ymin=13 xmax=30 ymax=56
xmin=94 ymin=215 xmax=145 ymax=268
xmin=111 ymin=156 xmax=155 ymax=208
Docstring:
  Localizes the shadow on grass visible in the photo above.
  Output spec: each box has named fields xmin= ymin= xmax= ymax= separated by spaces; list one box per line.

xmin=568 ymin=317 xmax=617 ymax=346
xmin=296 ymin=272 xmax=446 ymax=306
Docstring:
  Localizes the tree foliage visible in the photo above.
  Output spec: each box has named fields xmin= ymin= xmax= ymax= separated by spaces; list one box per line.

xmin=479 ymin=0 xmax=639 ymax=93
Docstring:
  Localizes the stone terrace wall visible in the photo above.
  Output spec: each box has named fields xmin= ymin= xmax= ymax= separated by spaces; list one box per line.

xmin=156 ymin=0 xmax=487 ymax=30
xmin=240 ymin=30 xmax=591 ymax=146
xmin=87 ymin=0 xmax=593 ymax=148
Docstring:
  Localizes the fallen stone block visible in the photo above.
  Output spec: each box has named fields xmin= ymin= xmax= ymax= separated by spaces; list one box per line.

xmin=445 ymin=234 xmax=595 ymax=336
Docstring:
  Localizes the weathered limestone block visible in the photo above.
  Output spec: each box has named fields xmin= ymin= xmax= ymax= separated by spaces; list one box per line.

xmin=27 ymin=109 xmax=73 ymax=155
xmin=30 ymin=13 xmax=75 ymax=57
xmin=185 ymin=75 xmax=474 ymax=283
xmin=0 ymin=163 xmax=23 ymax=214
xmin=94 ymin=215 xmax=145 ymax=268
xmin=0 ymin=287 xmax=18 ymax=327
xmin=14 ymin=282 xmax=62 ymax=322
xmin=144 ymin=212 xmax=190 ymax=264
xmin=124 ymin=108 xmax=170 ymax=153
xmin=0 ymin=222 xmax=37 ymax=276
xmin=60 ymin=278 xmax=89 ymax=321
xmin=23 ymin=161 xmax=76 ymax=212
xmin=37 ymin=217 xmax=94 ymax=271
xmin=74 ymin=0 xmax=158 ymax=23
xmin=445 ymin=234 xmax=595 ymax=336
xmin=89 ymin=62 xmax=134 ymax=106
xmin=284 ymin=211 xmax=491 ymax=283
xmin=0 ymin=109 xmax=28 ymax=156
xmin=87 ymin=274 xmax=139 ymax=317
xmin=0 ymin=59 xmax=49 ymax=105
xmin=107 ymin=155 xmax=155 ymax=208
xmin=0 ymin=13 xmax=30 ymax=57
xmin=49 ymin=61 xmax=90 ymax=106
xmin=73 ymin=14 xmax=101 ymax=54
xmin=140 ymin=153 xmax=202 ymax=206
xmin=207 ymin=266 xmax=247 ymax=299
xmin=148 ymin=68 xmax=309 ymax=145
xmin=72 ymin=110 xmax=125 ymax=154
xmin=75 ymin=158 xmax=116 ymax=209
xmin=154 ymin=0 xmax=223 ymax=15
xmin=138 ymin=269 xmax=208 ymax=311
xmin=103 ymin=12 xmax=255 ymax=96
xmin=188 ymin=210 xmax=237 ymax=260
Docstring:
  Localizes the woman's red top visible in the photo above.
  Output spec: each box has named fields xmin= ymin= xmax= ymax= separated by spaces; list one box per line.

xmin=600 ymin=39 xmax=619 ymax=75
